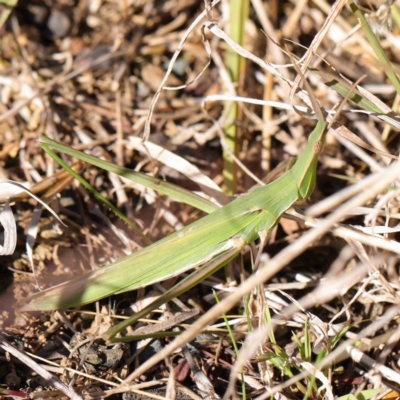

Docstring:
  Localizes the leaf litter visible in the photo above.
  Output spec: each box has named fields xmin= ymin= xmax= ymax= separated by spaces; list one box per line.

xmin=1 ymin=0 xmax=400 ymax=399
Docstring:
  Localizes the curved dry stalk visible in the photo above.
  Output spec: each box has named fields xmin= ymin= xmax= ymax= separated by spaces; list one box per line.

xmin=0 ymin=202 xmax=16 ymax=256
xmin=0 ymin=179 xmax=63 ymax=256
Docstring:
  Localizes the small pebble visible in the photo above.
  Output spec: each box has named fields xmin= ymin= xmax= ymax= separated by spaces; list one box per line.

xmin=47 ymin=10 xmax=70 ymax=38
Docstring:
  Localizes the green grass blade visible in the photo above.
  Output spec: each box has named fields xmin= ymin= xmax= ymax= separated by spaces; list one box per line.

xmin=303 ymin=318 xmax=311 ymax=362
xmin=223 ymin=0 xmax=249 ymax=195
xmin=264 ymin=302 xmax=276 ymax=344
xmin=349 ymin=0 xmax=400 ymax=95
xmin=337 ymin=389 xmax=384 ymax=400
xmin=213 ymin=290 xmax=246 ymax=400
xmin=316 ymin=69 xmax=385 ymax=114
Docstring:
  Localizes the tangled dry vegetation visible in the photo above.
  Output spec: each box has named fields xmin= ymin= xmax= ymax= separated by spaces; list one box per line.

xmin=1 ymin=0 xmax=400 ymax=399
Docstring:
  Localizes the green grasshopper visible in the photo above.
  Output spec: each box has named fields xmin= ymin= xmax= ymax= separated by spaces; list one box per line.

xmin=20 ymin=121 xmax=327 ymax=330
xmin=19 ymin=57 xmax=330 ymax=341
